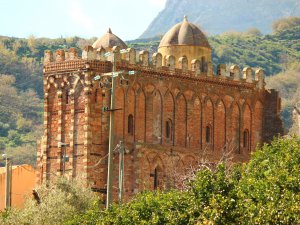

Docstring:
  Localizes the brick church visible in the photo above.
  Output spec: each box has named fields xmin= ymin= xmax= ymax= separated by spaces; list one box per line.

xmin=37 ymin=16 xmax=283 ymax=200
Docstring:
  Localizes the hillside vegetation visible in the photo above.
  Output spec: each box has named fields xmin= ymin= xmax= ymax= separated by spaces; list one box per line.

xmin=0 ymin=17 xmax=298 ymax=165
xmin=0 ymin=36 xmax=95 ymax=166
xmin=140 ymin=0 xmax=300 ymax=38
xmin=266 ymin=62 xmax=300 ymax=129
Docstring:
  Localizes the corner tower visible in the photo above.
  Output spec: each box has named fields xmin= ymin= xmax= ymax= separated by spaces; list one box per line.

xmin=158 ymin=16 xmax=212 ymax=72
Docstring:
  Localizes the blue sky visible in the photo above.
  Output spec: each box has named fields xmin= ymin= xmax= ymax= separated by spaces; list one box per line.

xmin=0 ymin=0 xmax=166 ymax=40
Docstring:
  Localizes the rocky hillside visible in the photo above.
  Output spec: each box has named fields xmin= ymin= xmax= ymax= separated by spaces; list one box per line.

xmin=140 ymin=0 xmax=300 ymax=38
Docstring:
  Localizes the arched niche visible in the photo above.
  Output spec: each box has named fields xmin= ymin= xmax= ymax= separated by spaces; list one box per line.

xmin=188 ymin=97 xmax=201 ymax=148
xmin=152 ymin=90 xmax=162 ymax=144
xmin=202 ymin=98 xmax=214 ymax=149
xmin=230 ymin=103 xmax=241 ymax=153
xmin=125 ymin=88 xmax=135 ymax=141
xmin=214 ymin=100 xmax=226 ymax=152
xmin=163 ymin=91 xmax=175 ymax=145
xmin=175 ymin=94 xmax=187 ymax=147
xmin=252 ymin=101 xmax=263 ymax=149
xmin=242 ymin=104 xmax=252 ymax=152
xmin=114 ymin=87 xmax=125 ymax=141
xmin=135 ymin=90 xmax=146 ymax=142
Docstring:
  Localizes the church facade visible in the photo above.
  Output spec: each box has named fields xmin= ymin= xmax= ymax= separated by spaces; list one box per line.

xmin=37 ymin=17 xmax=283 ymax=200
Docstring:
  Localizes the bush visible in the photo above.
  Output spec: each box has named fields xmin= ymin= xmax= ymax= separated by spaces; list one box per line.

xmin=272 ymin=17 xmax=300 ymax=34
xmin=0 ymin=177 xmax=100 ymax=225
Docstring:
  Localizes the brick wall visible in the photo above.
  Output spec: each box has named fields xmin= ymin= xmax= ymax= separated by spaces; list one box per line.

xmin=37 ymin=48 xmax=283 ymax=202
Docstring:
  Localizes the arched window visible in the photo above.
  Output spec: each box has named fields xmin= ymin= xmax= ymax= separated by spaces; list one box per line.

xmin=154 ymin=168 xmax=158 ymax=189
xmin=243 ymin=129 xmax=249 ymax=150
xmin=206 ymin=125 xmax=211 ymax=143
xmin=201 ymin=56 xmax=206 ymax=72
xmin=128 ymin=114 xmax=134 ymax=135
xmin=94 ymin=89 xmax=98 ymax=103
xmin=66 ymin=91 xmax=69 ymax=104
xmin=166 ymin=119 xmax=172 ymax=140
xmin=150 ymin=167 xmax=161 ymax=190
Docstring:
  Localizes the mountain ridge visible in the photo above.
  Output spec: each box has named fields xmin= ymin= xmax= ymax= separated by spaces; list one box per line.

xmin=140 ymin=0 xmax=300 ymax=38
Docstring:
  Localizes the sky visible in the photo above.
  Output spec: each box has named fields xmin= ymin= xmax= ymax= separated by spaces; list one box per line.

xmin=0 ymin=0 xmax=166 ymax=40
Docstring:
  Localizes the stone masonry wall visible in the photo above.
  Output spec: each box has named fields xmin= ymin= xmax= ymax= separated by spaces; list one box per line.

xmin=37 ymin=47 xmax=283 ymax=203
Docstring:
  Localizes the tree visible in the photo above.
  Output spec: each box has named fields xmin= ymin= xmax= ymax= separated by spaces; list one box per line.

xmin=272 ymin=16 xmax=300 ymax=33
xmin=245 ymin=28 xmax=262 ymax=37
xmin=0 ymin=177 xmax=100 ymax=225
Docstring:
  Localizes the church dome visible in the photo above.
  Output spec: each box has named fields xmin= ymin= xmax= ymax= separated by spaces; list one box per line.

xmin=92 ymin=28 xmax=128 ymax=50
xmin=159 ymin=16 xmax=211 ymax=49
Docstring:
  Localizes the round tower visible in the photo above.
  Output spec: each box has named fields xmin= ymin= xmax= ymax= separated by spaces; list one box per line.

xmin=158 ymin=16 xmax=212 ymax=71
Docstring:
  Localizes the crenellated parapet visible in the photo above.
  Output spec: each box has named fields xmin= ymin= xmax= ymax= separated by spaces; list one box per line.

xmin=43 ymin=45 xmax=266 ymax=89
xmin=152 ymin=52 xmax=162 ymax=68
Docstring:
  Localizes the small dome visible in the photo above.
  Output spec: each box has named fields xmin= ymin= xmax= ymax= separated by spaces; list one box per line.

xmin=92 ymin=28 xmax=128 ymax=50
xmin=159 ymin=16 xmax=211 ymax=49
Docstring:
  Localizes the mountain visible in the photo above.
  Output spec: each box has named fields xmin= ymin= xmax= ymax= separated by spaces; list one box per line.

xmin=140 ymin=0 xmax=300 ymax=38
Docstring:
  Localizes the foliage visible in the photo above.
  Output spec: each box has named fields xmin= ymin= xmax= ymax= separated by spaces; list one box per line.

xmin=0 ymin=177 xmax=100 ymax=225
xmin=2 ymin=144 xmax=37 ymax=166
xmin=0 ymin=74 xmax=42 ymax=166
xmin=272 ymin=17 xmax=300 ymax=34
xmin=64 ymin=137 xmax=300 ymax=224
xmin=210 ymin=24 xmax=300 ymax=75
xmin=266 ymin=61 xmax=300 ymax=131
xmin=0 ymin=36 xmax=95 ymax=166
xmin=235 ymin=137 xmax=300 ymax=224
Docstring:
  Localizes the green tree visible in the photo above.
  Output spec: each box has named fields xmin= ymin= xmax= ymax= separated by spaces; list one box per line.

xmin=272 ymin=16 xmax=300 ymax=33
xmin=0 ymin=177 xmax=100 ymax=225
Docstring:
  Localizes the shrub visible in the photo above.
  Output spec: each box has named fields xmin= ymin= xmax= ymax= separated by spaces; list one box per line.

xmin=0 ymin=176 xmax=100 ymax=225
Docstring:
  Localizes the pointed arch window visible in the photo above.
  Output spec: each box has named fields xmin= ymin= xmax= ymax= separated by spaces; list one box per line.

xmin=201 ymin=56 xmax=206 ymax=72
xmin=66 ymin=91 xmax=70 ymax=104
xmin=166 ymin=119 xmax=173 ymax=140
xmin=94 ymin=89 xmax=98 ymax=103
xmin=150 ymin=167 xmax=162 ymax=190
xmin=206 ymin=125 xmax=212 ymax=143
xmin=128 ymin=114 xmax=134 ymax=135
xmin=243 ymin=129 xmax=249 ymax=150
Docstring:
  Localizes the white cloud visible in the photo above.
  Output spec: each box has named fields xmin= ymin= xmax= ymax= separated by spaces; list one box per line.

xmin=68 ymin=0 xmax=95 ymax=32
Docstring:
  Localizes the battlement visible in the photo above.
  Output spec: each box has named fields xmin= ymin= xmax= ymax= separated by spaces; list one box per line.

xmin=44 ymin=46 xmax=266 ymax=89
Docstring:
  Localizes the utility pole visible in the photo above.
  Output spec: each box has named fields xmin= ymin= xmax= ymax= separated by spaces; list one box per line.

xmin=118 ymin=141 xmax=124 ymax=204
xmin=106 ymin=49 xmax=117 ymax=209
xmin=93 ymin=48 xmax=135 ymax=208
xmin=5 ymin=156 xmax=12 ymax=209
